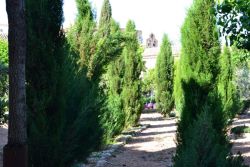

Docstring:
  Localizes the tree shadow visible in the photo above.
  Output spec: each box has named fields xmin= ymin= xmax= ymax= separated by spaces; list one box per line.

xmin=149 ymin=123 xmax=176 ymax=129
xmin=232 ymin=141 xmax=250 ymax=165
xmin=105 ymin=146 xmax=176 ymax=167
xmin=104 ymin=112 xmax=177 ymax=167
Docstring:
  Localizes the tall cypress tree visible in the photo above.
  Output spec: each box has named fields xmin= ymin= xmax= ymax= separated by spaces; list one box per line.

xmin=176 ymin=0 xmax=221 ymax=143
xmin=122 ymin=20 xmax=144 ymax=127
xmin=174 ymin=0 xmax=246 ymax=166
xmin=65 ymin=0 xmax=124 ymax=163
xmin=174 ymin=0 xmax=225 ymax=165
xmin=155 ymin=34 xmax=174 ymax=116
xmin=101 ymin=20 xmax=126 ymax=142
xmin=26 ymin=0 xmax=66 ymax=166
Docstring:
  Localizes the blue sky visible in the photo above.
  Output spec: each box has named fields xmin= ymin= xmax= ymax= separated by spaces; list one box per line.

xmin=0 ymin=0 xmax=193 ymax=46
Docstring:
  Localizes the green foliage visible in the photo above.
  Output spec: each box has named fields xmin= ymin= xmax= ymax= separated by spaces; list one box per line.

xmin=0 ymin=39 xmax=8 ymax=124
xmin=122 ymin=20 xmax=144 ymax=127
xmin=155 ymin=34 xmax=174 ymax=116
xmin=174 ymin=0 xmax=246 ymax=166
xmin=142 ymin=69 xmax=155 ymax=96
xmin=180 ymin=0 xmax=220 ymax=83
xmin=175 ymin=111 xmax=247 ymax=167
xmin=26 ymin=0 xmax=68 ymax=166
xmin=218 ymin=46 xmax=241 ymax=119
xmin=99 ymin=0 xmax=112 ymax=36
xmin=175 ymin=111 xmax=227 ymax=167
xmin=0 ymin=39 xmax=8 ymax=65
xmin=100 ymin=20 xmax=126 ymax=143
xmin=173 ymin=60 xmax=183 ymax=114
xmin=217 ymin=0 xmax=250 ymax=50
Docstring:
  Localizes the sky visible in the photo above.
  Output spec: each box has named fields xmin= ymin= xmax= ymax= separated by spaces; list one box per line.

xmin=0 ymin=0 xmax=193 ymax=47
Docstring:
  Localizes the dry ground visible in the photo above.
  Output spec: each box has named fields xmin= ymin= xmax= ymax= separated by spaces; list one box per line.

xmin=104 ymin=111 xmax=177 ymax=167
xmin=0 ymin=124 xmax=7 ymax=167
xmin=1 ymin=109 xmax=250 ymax=167
xmin=231 ymin=108 xmax=250 ymax=166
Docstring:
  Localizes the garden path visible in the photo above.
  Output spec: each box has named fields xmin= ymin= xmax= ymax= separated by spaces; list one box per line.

xmin=104 ymin=111 xmax=177 ymax=167
xmin=0 ymin=124 xmax=8 ymax=167
xmin=231 ymin=107 xmax=250 ymax=166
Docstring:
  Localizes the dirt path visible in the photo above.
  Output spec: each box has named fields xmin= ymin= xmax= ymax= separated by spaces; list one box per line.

xmin=105 ymin=112 xmax=177 ymax=167
xmin=231 ymin=108 xmax=250 ymax=165
xmin=0 ymin=124 xmax=8 ymax=167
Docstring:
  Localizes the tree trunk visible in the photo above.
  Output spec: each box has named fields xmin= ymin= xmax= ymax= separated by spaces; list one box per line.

xmin=3 ymin=0 xmax=27 ymax=167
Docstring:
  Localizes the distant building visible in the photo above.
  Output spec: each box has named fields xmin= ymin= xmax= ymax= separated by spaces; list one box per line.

xmin=142 ymin=33 xmax=180 ymax=71
xmin=146 ymin=33 xmax=158 ymax=48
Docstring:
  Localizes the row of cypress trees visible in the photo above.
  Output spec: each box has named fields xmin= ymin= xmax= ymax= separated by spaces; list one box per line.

xmin=25 ymin=0 xmax=144 ymax=166
xmin=173 ymin=0 xmax=245 ymax=166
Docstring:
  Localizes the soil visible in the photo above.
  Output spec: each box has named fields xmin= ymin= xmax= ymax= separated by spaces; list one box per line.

xmin=104 ymin=111 xmax=177 ymax=167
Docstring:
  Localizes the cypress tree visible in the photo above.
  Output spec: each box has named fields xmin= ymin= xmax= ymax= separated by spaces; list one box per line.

xmin=64 ymin=0 xmax=124 ymax=163
xmin=174 ymin=0 xmax=226 ymax=165
xmin=26 ymin=0 xmax=67 ymax=166
xmin=99 ymin=0 xmax=112 ymax=36
xmin=155 ymin=34 xmax=174 ymax=116
xmin=101 ymin=20 xmax=126 ymax=142
xmin=174 ymin=0 xmax=246 ymax=165
xmin=122 ymin=20 xmax=144 ymax=127
xmin=176 ymin=0 xmax=221 ymax=145
xmin=218 ymin=46 xmax=240 ymax=119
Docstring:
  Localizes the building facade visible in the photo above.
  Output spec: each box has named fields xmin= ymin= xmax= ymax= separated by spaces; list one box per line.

xmin=142 ymin=33 xmax=179 ymax=71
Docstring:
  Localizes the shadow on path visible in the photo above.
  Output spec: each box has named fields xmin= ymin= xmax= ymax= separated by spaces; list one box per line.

xmin=0 ymin=126 xmax=8 ymax=167
xmin=105 ymin=112 xmax=177 ymax=167
xmin=231 ymin=108 xmax=250 ymax=166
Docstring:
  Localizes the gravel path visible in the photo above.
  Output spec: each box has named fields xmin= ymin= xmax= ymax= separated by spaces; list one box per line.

xmin=105 ymin=112 xmax=177 ymax=167
xmin=0 ymin=124 xmax=8 ymax=167
xmin=2 ymin=109 xmax=250 ymax=167
xmin=231 ymin=108 xmax=250 ymax=165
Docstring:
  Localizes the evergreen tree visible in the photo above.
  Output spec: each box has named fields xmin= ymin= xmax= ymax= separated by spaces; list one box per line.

xmin=65 ymin=0 xmax=124 ymax=163
xmin=101 ymin=20 xmax=126 ymax=143
xmin=176 ymin=0 xmax=221 ymax=145
xmin=175 ymin=0 xmax=221 ymax=129
xmin=122 ymin=20 xmax=144 ymax=127
xmin=155 ymin=34 xmax=174 ymax=116
xmin=218 ymin=46 xmax=240 ymax=119
xmin=99 ymin=0 xmax=112 ymax=36
xmin=26 ymin=0 xmax=67 ymax=166
xmin=174 ymin=0 xmax=246 ymax=165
